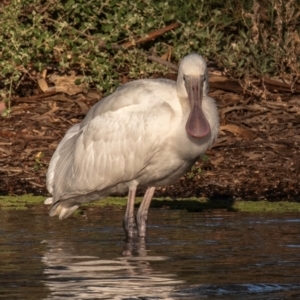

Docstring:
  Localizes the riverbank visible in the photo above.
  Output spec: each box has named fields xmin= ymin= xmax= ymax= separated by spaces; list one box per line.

xmin=1 ymin=195 xmax=300 ymax=213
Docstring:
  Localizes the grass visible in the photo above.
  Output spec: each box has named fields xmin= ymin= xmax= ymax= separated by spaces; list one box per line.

xmin=0 ymin=195 xmax=45 ymax=210
xmin=233 ymin=201 xmax=300 ymax=213
xmin=1 ymin=194 xmax=300 ymax=213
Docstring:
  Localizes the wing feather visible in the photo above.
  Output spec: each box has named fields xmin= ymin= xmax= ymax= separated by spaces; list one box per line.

xmin=46 ymin=123 xmax=80 ymax=194
xmin=50 ymin=100 xmax=173 ymax=204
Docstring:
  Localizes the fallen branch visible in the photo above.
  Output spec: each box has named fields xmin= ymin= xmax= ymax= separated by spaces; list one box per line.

xmin=121 ymin=23 xmax=180 ymax=49
xmin=147 ymin=55 xmax=300 ymax=99
xmin=0 ymin=130 xmax=57 ymax=141
xmin=20 ymin=135 xmax=57 ymax=141
xmin=13 ymin=91 xmax=58 ymax=103
xmin=263 ymin=77 xmax=300 ymax=93
xmin=147 ymin=55 xmax=178 ymax=71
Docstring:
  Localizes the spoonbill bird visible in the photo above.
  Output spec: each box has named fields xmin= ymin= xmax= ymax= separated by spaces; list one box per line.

xmin=45 ymin=54 xmax=219 ymax=238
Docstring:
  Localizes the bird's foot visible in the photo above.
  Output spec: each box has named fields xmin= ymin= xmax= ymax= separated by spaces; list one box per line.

xmin=122 ymin=236 xmax=147 ymax=256
xmin=123 ymin=217 xmax=138 ymax=239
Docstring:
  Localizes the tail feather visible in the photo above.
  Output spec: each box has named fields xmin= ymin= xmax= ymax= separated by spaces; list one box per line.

xmin=49 ymin=202 xmax=79 ymax=220
xmin=44 ymin=197 xmax=53 ymax=205
xmin=45 ymin=190 xmax=108 ymax=220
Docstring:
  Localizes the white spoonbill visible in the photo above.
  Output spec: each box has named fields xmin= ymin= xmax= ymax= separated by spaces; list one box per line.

xmin=45 ymin=53 xmax=219 ymax=238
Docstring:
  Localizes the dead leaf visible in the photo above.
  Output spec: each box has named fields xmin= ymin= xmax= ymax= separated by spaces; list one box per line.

xmin=42 ymin=102 xmax=59 ymax=115
xmin=48 ymin=71 xmax=88 ymax=95
xmin=210 ymin=155 xmax=224 ymax=166
xmin=0 ymin=147 xmax=12 ymax=155
xmin=220 ymin=124 xmax=256 ymax=140
xmin=0 ymin=101 xmax=6 ymax=114
xmin=42 ymin=69 xmax=47 ymax=79
xmin=75 ymin=100 xmax=89 ymax=114
xmin=161 ymin=46 xmax=172 ymax=62
xmin=0 ymin=129 xmax=15 ymax=138
xmin=37 ymin=78 xmax=49 ymax=92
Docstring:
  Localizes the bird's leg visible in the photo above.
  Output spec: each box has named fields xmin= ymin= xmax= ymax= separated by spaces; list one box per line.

xmin=137 ymin=237 xmax=147 ymax=256
xmin=122 ymin=236 xmax=147 ymax=256
xmin=123 ymin=187 xmax=137 ymax=239
xmin=136 ymin=186 xmax=156 ymax=238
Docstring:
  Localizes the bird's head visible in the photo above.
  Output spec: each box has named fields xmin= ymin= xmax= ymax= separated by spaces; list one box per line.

xmin=177 ymin=54 xmax=210 ymax=139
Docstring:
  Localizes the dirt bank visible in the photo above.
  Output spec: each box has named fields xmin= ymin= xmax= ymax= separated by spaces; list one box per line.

xmin=0 ymin=72 xmax=299 ymax=200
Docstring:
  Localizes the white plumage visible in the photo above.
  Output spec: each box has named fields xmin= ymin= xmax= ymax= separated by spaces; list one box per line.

xmin=45 ymin=53 xmax=219 ymax=238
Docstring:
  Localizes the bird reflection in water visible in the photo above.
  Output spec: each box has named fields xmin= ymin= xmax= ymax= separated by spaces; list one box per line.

xmin=42 ymin=239 xmax=184 ymax=300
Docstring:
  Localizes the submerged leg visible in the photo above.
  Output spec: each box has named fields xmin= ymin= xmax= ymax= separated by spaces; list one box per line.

xmin=123 ymin=187 xmax=137 ymax=238
xmin=136 ymin=186 xmax=156 ymax=238
xmin=122 ymin=237 xmax=147 ymax=256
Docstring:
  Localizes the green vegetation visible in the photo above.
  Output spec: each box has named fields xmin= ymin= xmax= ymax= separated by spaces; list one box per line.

xmin=0 ymin=195 xmax=45 ymax=210
xmin=233 ymin=200 xmax=300 ymax=213
xmin=0 ymin=0 xmax=299 ymax=113
xmin=1 ymin=195 xmax=300 ymax=213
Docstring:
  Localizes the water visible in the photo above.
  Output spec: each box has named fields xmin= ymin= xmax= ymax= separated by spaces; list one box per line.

xmin=1 ymin=206 xmax=300 ymax=299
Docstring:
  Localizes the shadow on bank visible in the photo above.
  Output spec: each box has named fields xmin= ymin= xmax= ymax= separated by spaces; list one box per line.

xmin=150 ymin=195 xmax=236 ymax=212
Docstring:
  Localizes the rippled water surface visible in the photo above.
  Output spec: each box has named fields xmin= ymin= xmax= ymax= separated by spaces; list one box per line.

xmin=1 ymin=206 xmax=300 ymax=299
